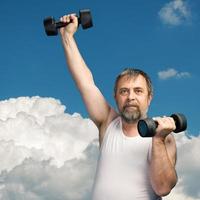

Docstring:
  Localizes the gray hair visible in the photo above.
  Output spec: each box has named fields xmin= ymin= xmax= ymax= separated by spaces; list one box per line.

xmin=114 ymin=68 xmax=153 ymax=97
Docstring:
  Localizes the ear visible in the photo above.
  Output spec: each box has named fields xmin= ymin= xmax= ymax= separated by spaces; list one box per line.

xmin=113 ymin=92 xmax=119 ymax=108
xmin=113 ymin=92 xmax=117 ymax=101
xmin=147 ymin=95 xmax=153 ymax=106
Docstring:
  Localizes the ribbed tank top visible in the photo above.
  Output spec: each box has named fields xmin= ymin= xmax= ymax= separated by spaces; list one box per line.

xmin=91 ymin=117 xmax=161 ymax=200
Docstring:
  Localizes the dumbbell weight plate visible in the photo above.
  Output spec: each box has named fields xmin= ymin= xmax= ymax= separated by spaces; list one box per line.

xmin=79 ymin=9 xmax=93 ymax=29
xmin=170 ymin=113 xmax=187 ymax=133
xmin=137 ymin=118 xmax=157 ymax=137
xmin=43 ymin=17 xmax=58 ymax=36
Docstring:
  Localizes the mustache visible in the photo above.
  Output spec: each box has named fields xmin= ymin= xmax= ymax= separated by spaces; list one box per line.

xmin=123 ymin=103 xmax=139 ymax=109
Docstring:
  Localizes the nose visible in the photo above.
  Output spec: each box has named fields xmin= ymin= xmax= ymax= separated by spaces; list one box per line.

xmin=128 ymin=89 xmax=135 ymax=100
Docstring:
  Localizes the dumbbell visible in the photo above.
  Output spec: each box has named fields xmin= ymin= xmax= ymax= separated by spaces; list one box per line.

xmin=137 ymin=113 xmax=187 ymax=137
xmin=43 ymin=9 xmax=93 ymax=36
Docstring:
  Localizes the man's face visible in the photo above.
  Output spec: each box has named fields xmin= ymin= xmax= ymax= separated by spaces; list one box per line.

xmin=114 ymin=74 xmax=152 ymax=123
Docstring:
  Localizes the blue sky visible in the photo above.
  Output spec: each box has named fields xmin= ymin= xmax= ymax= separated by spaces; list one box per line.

xmin=0 ymin=0 xmax=199 ymax=135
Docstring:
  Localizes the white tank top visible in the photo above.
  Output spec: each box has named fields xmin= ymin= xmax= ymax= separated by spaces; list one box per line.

xmin=91 ymin=117 xmax=161 ymax=200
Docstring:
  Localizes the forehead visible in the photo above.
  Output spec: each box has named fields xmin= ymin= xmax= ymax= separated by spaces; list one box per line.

xmin=117 ymin=74 xmax=148 ymax=89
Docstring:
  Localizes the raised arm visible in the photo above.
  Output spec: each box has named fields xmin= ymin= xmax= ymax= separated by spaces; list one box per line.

xmin=59 ymin=14 xmax=116 ymax=132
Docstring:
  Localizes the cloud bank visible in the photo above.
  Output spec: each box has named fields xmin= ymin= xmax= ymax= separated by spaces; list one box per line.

xmin=164 ymin=133 xmax=200 ymax=200
xmin=159 ymin=0 xmax=191 ymax=26
xmin=0 ymin=96 xmax=199 ymax=200
xmin=0 ymin=96 xmax=99 ymax=200
xmin=158 ymin=68 xmax=191 ymax=80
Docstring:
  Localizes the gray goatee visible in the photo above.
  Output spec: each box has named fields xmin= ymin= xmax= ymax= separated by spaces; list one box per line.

xmin=120 ymin=106 xmax=141 ymax=124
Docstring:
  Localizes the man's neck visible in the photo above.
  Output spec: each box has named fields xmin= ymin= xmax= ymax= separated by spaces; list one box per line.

xmin=121 ymin=119 xmax=139 ymax=137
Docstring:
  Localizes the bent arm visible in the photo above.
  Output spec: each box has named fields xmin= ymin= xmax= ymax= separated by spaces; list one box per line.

xmin=149 ymin=134 xmax=177 ymax=196
xmin=60 ymin=15 xmax=113 ymax=129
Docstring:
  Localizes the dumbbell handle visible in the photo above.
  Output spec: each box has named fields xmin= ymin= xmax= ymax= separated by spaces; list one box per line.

xmin=55 ymin=21 xmax=69 ymax=29
xmin=55 ymin=17 xmax=80 ymax=29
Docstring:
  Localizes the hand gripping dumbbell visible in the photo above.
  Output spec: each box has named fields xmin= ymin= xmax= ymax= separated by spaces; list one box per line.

xmin=43 ymin=9 xmax=93 ymax=36
xmin=137 ymin=113 xmax=187 ymax=137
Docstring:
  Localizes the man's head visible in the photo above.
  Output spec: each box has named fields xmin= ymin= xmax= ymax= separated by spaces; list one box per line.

xmin=114 ymin=68 xmax=153 ymax=124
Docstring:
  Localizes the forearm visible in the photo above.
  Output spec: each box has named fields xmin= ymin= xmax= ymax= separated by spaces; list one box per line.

xmin=61 ymin=34 xmax=94 ymax=89
xmin=150 ymin=137 xmax=177 ymax=196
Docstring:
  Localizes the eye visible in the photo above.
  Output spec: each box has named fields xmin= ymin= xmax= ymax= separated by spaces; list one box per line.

xmin=119 ymin=88 xmax=129 ymax=96
xmin=135 ymin=89 xmax=143 ymax=94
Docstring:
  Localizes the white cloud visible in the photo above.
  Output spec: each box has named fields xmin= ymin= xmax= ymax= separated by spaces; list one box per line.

xmin=158 ymin=68 xmax=191 ymax=80
xmin=0 ymin=96 xmax=98 ymax=169
xmin=0 ymin=141 xmax=99 ymax=200
xmin=159 ymin=0 xmax=191 ymax=26
xmin=0 ymin=96 xmax=99 ymax=200
xmin=176 ymin=71 xmax=191 ymax=79
xmin=158 ymin=68 xmax=177 ymax=80
xmin=0 ymin=96 xmax=199 ymax=200
xmin=163 ymin=133 xmax=200 ymax=200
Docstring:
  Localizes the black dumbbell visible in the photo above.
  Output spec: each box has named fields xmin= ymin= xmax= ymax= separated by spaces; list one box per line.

xmin=137 ymin=113 xmax=187 ymax=137
xmin=43 ymin=9 xmax=93 ymax=36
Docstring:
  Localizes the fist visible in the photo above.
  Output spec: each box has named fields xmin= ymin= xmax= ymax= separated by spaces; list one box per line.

xmin=153 ymin=116 xmax=176 ymax=139
xmin=59 ymin=14 xmax=78 ymax=37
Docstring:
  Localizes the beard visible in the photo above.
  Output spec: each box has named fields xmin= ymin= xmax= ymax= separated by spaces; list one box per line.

xmin=119 ymin=104 xmax=141 ymax=124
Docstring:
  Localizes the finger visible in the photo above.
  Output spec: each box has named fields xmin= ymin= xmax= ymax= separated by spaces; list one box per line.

xmin=168 ymin=117 xmax=176 ymax=130
xmin=159 ymin=117 xmax=176 ymax=131
xmin=153 ymin=117 xmax=168 ymax=128
xmin=152 ymin=116 xmax=161 ymax=121
xmin=60 ymin=15 xmax=70 ymax=23
xmin=162 ymin=117 xmax=174 ymax=125
xmin=69 ymin=13 xmax=77 ymax=19
xmin=152 ymin=116 xmax=163 ymax=124
xmin=66 ymin=15 xmax=71 ymax=23
xmin=69 ymin=14 xmax=78 ymax=24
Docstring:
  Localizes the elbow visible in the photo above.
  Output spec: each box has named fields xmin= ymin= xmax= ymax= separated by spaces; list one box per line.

xmin=154 ymin=177 xmax=178 ymax=197
xmin=154 ymin=183 xmax=173 ymax=196
xmin=154 ymin=179 xmax=178 ymax=197
xmin=155 ymin=188 xmax=171 ymax=197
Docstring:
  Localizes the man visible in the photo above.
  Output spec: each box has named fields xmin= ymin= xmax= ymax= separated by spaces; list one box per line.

xmin=59 ymin=14 xmax=177 ymax=200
